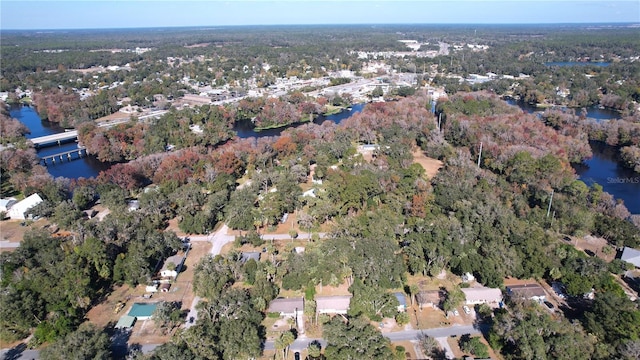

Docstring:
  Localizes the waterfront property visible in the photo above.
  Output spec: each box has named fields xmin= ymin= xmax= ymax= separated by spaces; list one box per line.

xmin=7 ymin=193 xmax=43 ymax=220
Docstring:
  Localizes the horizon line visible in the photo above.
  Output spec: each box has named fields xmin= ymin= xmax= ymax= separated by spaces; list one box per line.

xmin=3 ymin=22 xmax=639 ymax=32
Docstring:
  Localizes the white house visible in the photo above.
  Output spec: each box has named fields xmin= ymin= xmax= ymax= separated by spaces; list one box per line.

xmin=0 ymin=198 xmax=16 ymax=213
xmin=316 ymin=295 xmax=352 ymax=314
xmin=160 ymin=254 xmax=185 ymax=279
xmin=461 ymin=287 xmax=503 ymax=305
xmin=620 ymin=247 xmax=640 ymax=268
xmin=8 ymin=193 xmax=43 ymax=220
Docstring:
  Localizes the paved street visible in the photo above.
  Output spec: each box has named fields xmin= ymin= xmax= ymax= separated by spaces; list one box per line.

xmin=264 ymin=324 xmax=482 ymax=352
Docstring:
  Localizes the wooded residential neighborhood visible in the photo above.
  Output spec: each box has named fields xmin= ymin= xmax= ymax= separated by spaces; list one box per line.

xmin=1 ymin=21 xmax=640 ymax=360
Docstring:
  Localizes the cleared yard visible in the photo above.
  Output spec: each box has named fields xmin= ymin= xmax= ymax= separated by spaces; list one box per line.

xmin=412 ymin=148 xmax=443 ymax=179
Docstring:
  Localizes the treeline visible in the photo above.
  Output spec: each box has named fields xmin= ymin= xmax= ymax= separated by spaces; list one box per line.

xmin=541 ymin=107 xmax=640 ymax=173
xmin=2 ymin=90 xmax=640 ymax=358
xmin=76 ymin=94 xmax=331 ymax=163
xmin=0 ymin=104 xmax=29 ymax=144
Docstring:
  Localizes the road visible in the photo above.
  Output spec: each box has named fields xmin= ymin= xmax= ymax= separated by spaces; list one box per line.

xmin=0 ymin=342 xmax=39 ymax=360
xmin=183 ymin=225 xmax=235 ymax=329
xmin=263 ymin=324 xmax=482 ymax=351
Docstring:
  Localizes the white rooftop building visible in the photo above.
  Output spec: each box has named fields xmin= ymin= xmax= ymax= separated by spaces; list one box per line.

xmin=8 ymin=193 xmax=43 ymax=220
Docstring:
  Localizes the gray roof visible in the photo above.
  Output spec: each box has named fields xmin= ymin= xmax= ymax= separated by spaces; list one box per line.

xmin=507 ymin=283 xmax=546 ymax=299
xmin=394 ymin=292 xmax=407 ymax=306
xmin=316 ymin=295 xmax=352 ymax=311
xmin=621 ymin=247 xmax=640 ymax=267
xmin=416 ymin=290 xmax=444 ymax=305
xmin=241 ymin=252 xmax=261 ymax=263
xmin=461 ymin=287 xmax=503 ymax=303
xmin=267 ymin=298 xmax=304 ymax=313
xmin=162 ymin=254 xmax=185 ymax=271
xmin=115 ymin=315 xmax=136 ymax=329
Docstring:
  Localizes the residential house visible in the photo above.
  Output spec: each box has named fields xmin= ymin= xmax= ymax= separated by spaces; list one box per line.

xmin=394 ymin=292 xmax=407 ymax=312
xmin=8 ymin=193 xmax=43 ymax=220
xmin=267 ymin=298 xmax=304 ymax=317
xmin=461 ymin=287 xmax=503 ymax=305
xmin=0 ymin=198 xmax=16 ymax=215
xmin=115 ymin=315 xmax=136 ymax=329
xmin=160 ymin=254 xmax=185 ymax=279
xmin=241 ymin=252 xmax=261 ymax=264
xmin=316 ymin=295 xmax=352 ymax=314
xmin=507 ymin=283 xmax=546 ymax=301
xmin=620 ymin=247 xmax=640 ymax=268
xmin=416 ymin=290 xmax=444 ymax=310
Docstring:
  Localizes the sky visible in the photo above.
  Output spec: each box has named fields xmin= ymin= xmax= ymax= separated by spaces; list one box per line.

xmin=1 ymin=0 xmax=638 ymax=30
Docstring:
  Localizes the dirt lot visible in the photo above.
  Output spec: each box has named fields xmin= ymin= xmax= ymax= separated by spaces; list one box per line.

xmin=0 ymin=218 xmax=51 ymax=251
xmin=412 ymin=148 xmax=443 ymax=179
xmin=448 ymin=334 xmax=502 ymax=360
xmin=566 ymin=234 xmax=616 ymax=262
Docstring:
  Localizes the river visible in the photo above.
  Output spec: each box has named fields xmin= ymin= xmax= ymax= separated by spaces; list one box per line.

xmin=505 ymin=99 xmax=639 ymax=214
xmin=12 ymin=102 xmax=637 ymax=214
xmin=10 ymin=103 xmax=365 ymax=178
xmin=234 ymin=103 xmax=365 ymax=138
xmin=10 ymin=105 xmax=111 ymax=179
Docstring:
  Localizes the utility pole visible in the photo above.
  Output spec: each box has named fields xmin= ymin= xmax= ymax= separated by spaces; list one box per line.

xmin=546 ymin=190 xmax=554 ymax=218
xmin=477 ymin=142 xmax=483 ymax=168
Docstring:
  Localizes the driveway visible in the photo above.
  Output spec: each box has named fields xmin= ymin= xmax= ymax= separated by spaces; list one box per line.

xmin=184 ymin=224 xmax=234 ymax=329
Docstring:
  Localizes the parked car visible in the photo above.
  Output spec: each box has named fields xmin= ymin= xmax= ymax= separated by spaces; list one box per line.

xmin=463 ymin=305 xmax=471 ymax=314
xmin=543 ymin=301 xmax=554 ymax=309
xmin=453 ymin=309 xmax=460 ymax=316
xmin=294 ymin=352 xmax=300 ymax=360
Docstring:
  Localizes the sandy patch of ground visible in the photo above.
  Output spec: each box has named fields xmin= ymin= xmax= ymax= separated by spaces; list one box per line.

xmin=0 ymin=218 xmax=51 ymax=251
xmin=566 ymin=234 xmax=616 ymax=262
xmin=448 ymin=334 xmax=502 ymax=360
xmin=393 ymin=340 xmax=418 ymax=360
xmin=315 ymin=281 xmax=352 ymax=297
xmin=93 ymin=111 xmax=132 ymax=123
xmin=412 ymin=148 xmax=443 ymax=179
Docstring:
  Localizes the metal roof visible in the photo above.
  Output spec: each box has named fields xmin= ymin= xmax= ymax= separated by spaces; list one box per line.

xmin=128 ymin=303 xmax=158 ymax=318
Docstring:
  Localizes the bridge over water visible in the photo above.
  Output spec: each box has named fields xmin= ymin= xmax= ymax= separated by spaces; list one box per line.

xmin=28 ymin=110 xmax=168 ymax=148
xmin=30 ymin=130 xmax=78 ymax=147
xmin=40 ymin=146 xmax=87 ymax=165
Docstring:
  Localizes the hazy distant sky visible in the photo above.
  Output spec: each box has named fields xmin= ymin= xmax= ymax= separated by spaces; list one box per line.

xmin=1 ymin=0 xmax=638 ymax=30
